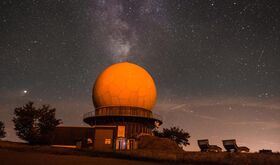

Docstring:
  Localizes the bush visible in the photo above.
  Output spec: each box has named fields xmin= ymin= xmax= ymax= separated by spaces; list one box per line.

xmin=153 ymin=126 xmax=190 ymax=147
xmin=0 ymin=121 xmax=6 ymax=139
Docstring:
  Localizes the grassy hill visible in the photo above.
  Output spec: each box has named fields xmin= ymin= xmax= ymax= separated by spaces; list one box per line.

xmin=0 ymin=140 xmax=279 ymax=165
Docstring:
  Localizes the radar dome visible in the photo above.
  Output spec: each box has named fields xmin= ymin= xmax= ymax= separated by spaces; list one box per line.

xmin=92 ymin=62 xmax=157 ymax=110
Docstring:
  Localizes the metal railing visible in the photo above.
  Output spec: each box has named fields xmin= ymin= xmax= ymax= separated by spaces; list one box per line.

xmin=83 ymin=106 xmax=162 ymax=121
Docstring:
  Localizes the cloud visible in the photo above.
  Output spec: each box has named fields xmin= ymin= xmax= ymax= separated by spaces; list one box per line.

xmin=154 ymin=96 xmax=280 ymax=152
xmin=157 ymin=96 xmax=280 ymax=112
xmin=169 ymin=103 xmax=187 ymax=110
xmin=194 ymin=114 xmax=219 ymax=121
xmin=226 ymin=121 xmax=280 ymax=130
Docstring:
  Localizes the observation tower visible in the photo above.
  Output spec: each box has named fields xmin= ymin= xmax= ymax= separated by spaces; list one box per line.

xmin=83 ymin=62 xmax=162 ymax=139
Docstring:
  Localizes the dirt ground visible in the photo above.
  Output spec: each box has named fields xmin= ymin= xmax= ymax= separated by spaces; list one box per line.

xmin=0 ymin=149 xmax=161 ymax=165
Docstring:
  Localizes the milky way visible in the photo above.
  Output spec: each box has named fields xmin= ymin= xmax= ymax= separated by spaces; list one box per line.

xmin=0 ymin=0 xmax=279 ymax=151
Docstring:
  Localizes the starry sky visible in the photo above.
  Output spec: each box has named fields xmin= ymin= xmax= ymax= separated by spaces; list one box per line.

xmin=0 ymin=0 xmax=279 ymax=152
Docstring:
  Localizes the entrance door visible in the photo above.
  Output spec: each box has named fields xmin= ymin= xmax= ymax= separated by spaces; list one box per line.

xmin=94 ymin=129 xmax=113 ymax=151
xmin=116 ymin=138 xmax=126 ymax=150
xmin=129 ymin=139 xmax=134 ymax=150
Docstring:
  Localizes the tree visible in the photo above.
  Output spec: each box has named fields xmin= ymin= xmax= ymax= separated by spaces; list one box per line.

xmin=0 ymin=121 xmax=6 ymax=139
xmin=153 ymin=126 xmax=190 ymax=147
xmin=13 ymin=101 xmax=61 ymax=145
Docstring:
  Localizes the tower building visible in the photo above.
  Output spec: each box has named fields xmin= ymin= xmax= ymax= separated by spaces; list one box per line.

xmin=52 ymin=62 xmax=162 ymax=150
xmin=83 ymin=62 xmax=162 ymax=150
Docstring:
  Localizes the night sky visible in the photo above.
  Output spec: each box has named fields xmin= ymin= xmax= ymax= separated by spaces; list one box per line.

xmin=1 ymin=0 xmax=279 ymax=151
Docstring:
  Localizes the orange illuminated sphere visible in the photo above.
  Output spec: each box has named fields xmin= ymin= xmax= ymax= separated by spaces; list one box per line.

xmin=93 ymin=62 xmax=157 ymax=111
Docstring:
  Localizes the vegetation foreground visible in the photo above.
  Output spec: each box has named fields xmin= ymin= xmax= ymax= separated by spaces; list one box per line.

xmin=0 ymin=141 xmax=279 ymax=165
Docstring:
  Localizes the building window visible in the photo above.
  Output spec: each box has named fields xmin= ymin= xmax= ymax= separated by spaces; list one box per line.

xmin=105 ymin=139 xmax=111 ymax=144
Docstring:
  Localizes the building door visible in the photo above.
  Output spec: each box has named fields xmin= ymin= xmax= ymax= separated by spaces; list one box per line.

xmin=128 ymin=139 xmax=135 ymax=150
xmin=127 ymin=139 xmax=134 ymax=150
xmin=116 ymin=138 xmax=126 ymax=150
xmin=94 ymin=128 xmax=113 ymax=151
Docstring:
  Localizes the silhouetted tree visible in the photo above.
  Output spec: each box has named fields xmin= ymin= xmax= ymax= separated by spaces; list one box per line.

xmin=12 ymin=101 xmax=61 ymax=145
xmin=0 ymin=121 xmax=6 ymax=139
xmin=152 ymin=129 xmax=163 ymax=137
xmin=153 ymin=126 xmax=190 ymax=147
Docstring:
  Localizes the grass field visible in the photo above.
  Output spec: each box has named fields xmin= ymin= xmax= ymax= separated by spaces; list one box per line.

xmin=0 ymin=140 xmax=279 ymax=165
xmin=0 ymin=149 xmax=161 ymax=165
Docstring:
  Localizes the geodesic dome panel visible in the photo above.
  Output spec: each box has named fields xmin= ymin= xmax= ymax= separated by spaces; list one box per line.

xmin=93 ymin=62 xmax=157 ymax=111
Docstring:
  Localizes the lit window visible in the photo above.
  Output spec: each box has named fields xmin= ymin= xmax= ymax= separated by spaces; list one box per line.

xmin=105 ymin=139 xmax=111 ymax=144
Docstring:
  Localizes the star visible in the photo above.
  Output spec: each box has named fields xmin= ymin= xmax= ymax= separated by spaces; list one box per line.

xmin=23 ymin=90 xmax=28 ymax=95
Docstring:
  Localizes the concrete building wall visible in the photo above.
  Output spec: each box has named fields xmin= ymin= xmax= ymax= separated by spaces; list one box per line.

xmin=51 ymin=126 xmax=94 ymax=146
xmin=51 ymin=125 xmax=146 ymax=151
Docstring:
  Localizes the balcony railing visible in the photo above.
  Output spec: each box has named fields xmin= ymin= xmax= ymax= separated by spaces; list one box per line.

xmin=83 ymin=106 xmax=162 ymax=122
